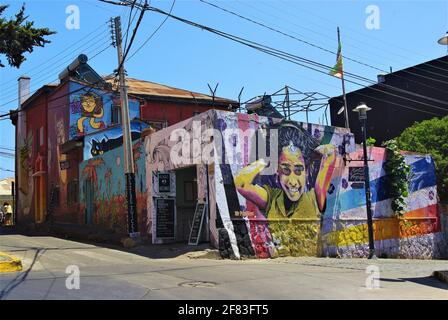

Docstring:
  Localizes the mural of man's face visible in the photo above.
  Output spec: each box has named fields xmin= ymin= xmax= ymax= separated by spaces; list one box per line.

xmin=81 ymin=95 xmax=96 ymax=113
xmin=278 ymin=145 xmax=306 ymax=202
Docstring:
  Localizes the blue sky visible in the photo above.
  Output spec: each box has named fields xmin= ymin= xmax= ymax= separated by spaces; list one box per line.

xmin=0 ymin=0 xmax=447 ymax=179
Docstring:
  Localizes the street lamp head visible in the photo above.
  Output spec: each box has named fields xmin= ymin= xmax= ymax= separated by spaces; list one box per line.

xmin=438 ymin=31 xmax=448 ymax=45
xmin=353 ymin=102 xmax=371 ymax=119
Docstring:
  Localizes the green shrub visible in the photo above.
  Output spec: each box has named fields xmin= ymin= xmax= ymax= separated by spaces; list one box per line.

xmin=395 ymin=116 xmax=448 ymax=202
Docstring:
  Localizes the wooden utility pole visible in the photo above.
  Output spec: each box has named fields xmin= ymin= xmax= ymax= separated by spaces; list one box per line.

xmin=337 ymin=27 xmax=350 ymax=129
xmin=112 ymin=16 xmax=139 ymax=238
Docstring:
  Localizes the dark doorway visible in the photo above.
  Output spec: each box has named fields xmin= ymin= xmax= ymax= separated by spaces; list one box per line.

xmin=175 ymin=166 xmax=198 ymax=242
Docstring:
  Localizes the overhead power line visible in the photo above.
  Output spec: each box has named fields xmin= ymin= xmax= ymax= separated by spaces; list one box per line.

xmin=247 ymin=0 xmax=448 ymax=85
xmin=199 ymin=0 xmax=448 ymax=103
xmin=0 ymin=38 xmax=112 ymax=104
xmin=130 ymin=4 xmax=447 ymax=116
xmin=126 ymin=0 xmax=176 ymax=62
xmin=0 ymin=21 xmax=109 ymax=91
xmin=0 ymin=43 xmax=114 ymax=113
xmin=0 ymin=151 xmax=15 ymax=158
xmin=251 ymin=0 xmax=448 ymax=71
xmin=109 ymin=0 xmax=148 ymax=82
xmin=124 ymin=0 xmax=139 ymax=51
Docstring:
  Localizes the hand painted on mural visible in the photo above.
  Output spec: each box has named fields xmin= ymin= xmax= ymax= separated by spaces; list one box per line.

xmin=77 ymin=92 xmax=105 ymax=135
xmin=150 ymin=144 xmax=171 ymax=171
xmin=235 ymin=121 xmax=337 ymax=219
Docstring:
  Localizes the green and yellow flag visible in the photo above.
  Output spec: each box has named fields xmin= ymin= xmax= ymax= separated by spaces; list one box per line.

xmin=330 ymin=31 xmax=343 ymax=78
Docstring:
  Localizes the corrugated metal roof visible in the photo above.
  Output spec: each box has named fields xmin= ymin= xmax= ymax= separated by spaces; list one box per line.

xmin=0 ymin=178 xmax=13 ymax=196
xmin=104 ymin=76 xmax=237 ymax=105
xmin=19 ymin=76 xmax=238 ymax=112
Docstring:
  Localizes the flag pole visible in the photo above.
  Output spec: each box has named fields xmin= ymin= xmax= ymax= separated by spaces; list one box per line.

xmin=338 ymin=27 xmax=350 ymax=129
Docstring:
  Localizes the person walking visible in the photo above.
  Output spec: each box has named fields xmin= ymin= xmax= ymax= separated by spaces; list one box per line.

xmin=3 ymin=202 xmax=12 ymax=226
xmin=0 ymin=203 xmax=5 ymax=227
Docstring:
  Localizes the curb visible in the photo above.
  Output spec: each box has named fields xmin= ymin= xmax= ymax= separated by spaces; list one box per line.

xmin=432 ymin=270 xmax=448 ymax=284
xmin=0 ymin=252 xmax=23 ymax=273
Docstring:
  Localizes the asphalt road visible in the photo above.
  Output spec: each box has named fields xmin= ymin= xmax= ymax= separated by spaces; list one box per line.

xmin=0 ymin=234 xmax=447 ymax=300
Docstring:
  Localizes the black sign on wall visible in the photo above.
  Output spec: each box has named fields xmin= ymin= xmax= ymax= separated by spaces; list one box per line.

xmin=156 ymin=198 xmax=175 ymax=239
xmin=59 ymin=161 xmax=70 ymax=170
xmin=158 ymin=173 xmax=171 ymax=193
xmin=349 ymin=166 xmax=365 ymax=189
xmin=349 ymin=167 xmax=365 ymax=182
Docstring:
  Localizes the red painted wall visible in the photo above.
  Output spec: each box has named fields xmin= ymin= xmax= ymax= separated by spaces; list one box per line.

xmin=140 ymin=100 xmax=227 ymax=126
xmin=24 ymin=93 xmax=48 ymax=222
xmin=26 ymin=95 xmax=47 ymax=164
xmin=47 ymin=82 xmax=82 ymax=223
xmin=19 ymin=83 xmax=232 ymax=228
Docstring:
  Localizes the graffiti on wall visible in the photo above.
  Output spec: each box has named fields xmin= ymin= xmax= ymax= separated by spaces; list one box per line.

xmin=17 ymin=129 xmax=34 ymax=216
xmin=144 ymin=109 xmax=446 ymax=259
xmin=69 ymin=82 xmax=140 ymax=139
xmin=211 ymin=111 xmax=354 ymax=258
xmin=211 ymin=112 xmax=446 ymax=259
xmin=321 ymin=148 xmax=446 ymax=259
xmin=79 ymin=141 xmax=147 ymax=234
xmin=83 ymin=121 xmax=148 ymax=160
xmin=145 ymin=112 xmax=214 ymax=242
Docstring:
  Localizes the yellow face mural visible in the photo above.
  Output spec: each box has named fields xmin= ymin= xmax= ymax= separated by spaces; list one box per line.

xmin=278 ymin=144 xmax=306 ymax=202
xmin=77 ymin=92 xmax=105 ymax=135
xmin=81 ymin=95 xmax=96 ymax=113
xmin=234 ymin=122 xmax=337 ymax=217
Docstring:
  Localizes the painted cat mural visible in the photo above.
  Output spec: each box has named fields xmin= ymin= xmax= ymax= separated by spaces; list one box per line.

xmin=90 ymin=131 xmax=141 ymax=157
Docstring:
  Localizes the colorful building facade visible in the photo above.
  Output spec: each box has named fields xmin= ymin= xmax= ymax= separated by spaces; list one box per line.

xmin=10 ymin=57 xmax=446 ymax=259
xmin=144 ymin=110 xmax=447 ymax=259
xmin=11 ymin=58 xmax=237 ymax=232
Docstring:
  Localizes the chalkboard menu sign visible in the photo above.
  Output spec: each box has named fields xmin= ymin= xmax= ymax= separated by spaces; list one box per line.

xmin=156 ymin=198 xmax=175 ymax=239
xmin=349 ymin=167 xmax=365 ymax=182
xmin=158 ymin=173 xmax=171 ymax=193
xmin=188 ymin=202 xmax=206 ymax=245
xmin=349 ymin=166 xmax=365 ymax=189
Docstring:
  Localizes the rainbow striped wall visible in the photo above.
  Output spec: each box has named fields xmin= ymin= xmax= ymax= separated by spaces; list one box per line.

xmin=321 ymin=147 xmax=447 ymax=259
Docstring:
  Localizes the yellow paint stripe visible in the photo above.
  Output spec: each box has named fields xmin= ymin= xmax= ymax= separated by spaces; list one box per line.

xmin=0 ymin=252 xmax=23 ymax=273
xmin=323 ymin=218 xmax=430 ymax=247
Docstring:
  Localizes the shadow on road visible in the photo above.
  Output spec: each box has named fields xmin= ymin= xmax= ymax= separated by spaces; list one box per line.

xmin=1 ymin=228 xmax=219 ymax=260
xmin=381 ymin=276 xmax=448 ymax=290
xmin=399 ymin=276 xmax=448 ymax=290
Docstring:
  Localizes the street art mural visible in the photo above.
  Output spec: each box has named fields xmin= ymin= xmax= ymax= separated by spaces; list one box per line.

xmin=69 ymin=81 xmax=140 ymax=139
xmin=233 ymin=121 xmax=340 ymax=257
xmin=17 ymin=127 xmax=34 ymax=217
xmin=321 ymin=148 xmax=447 ymax=259
xmin=144 ymin=110 xmax=447 ymax=259
xmin=145 ymin=113 xmax=212 ymax=243
xmin=83 ymin=121 xmax=149 ymax=160
xmin=79 ymin=140 xmax=147 ymax=234
xmin=77 ymin=91 xmax=105 ymax=134
xmin=212 ymin=111 xmax=353 ymax=258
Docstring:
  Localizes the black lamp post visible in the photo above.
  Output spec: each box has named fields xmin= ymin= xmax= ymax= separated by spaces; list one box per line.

xmin=353 ymin=102 xmax=376 ymax=259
